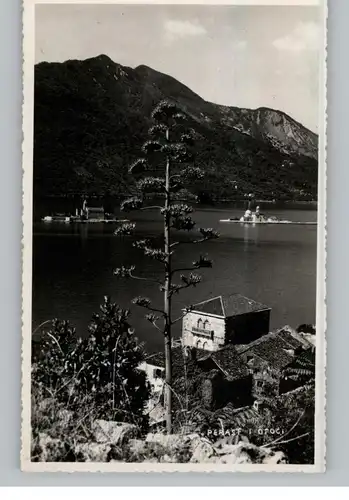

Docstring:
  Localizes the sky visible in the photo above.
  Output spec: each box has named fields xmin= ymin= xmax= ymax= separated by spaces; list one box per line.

xmin=35 ymin=3 xmax=321 ymax=132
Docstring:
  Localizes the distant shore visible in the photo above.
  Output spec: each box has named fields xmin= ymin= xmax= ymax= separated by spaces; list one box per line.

xmin=32 ymin=195 xmax=317 ymax=221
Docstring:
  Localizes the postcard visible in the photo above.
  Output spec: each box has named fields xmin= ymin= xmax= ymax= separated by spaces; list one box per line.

xmin=21 ymin=0 xmax=327 ymax=472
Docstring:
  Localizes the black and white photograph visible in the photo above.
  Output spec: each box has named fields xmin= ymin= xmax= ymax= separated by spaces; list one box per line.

xmin=21 ymin=0 xmax=326 ymax=472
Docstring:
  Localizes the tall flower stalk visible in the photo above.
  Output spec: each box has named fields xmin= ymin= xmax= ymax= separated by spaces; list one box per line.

xmin=115 ymin=101 xmax=218 ymax=433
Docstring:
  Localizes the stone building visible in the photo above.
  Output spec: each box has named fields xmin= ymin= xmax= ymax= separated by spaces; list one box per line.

xmin=139 ymin=352 xmax=165 ymax=395
xmin=140 ymin=344 xmax=253 ymax=414
xmin=182 ymin=293 xmax=271 ymax=351
xmin=237 ymin=328 xmax=314 ymax=398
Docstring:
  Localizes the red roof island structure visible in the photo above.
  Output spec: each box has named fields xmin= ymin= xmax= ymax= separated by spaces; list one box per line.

xmin=182 ymin=293 xmax=271 ymax=351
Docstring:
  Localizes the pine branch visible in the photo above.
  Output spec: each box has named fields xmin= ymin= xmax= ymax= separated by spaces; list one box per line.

xmin=180 ymin=131 xmax=195 ymax=146
xmin=171 ymin=215 xmax=196 ymax=231
xmin=148 ymin=123 xmax=167 ymax=137
xmin=145 ymin=313 xmax=163 ymax=333
xmin=198 ymin=228 xmax=219 ymax=240
xmin=169 ymin=273 xmax=201 ymax=297
xmin=170 ymin=266 xmax=198 ymax=276
xmin=136 ymin=177 xmax=165 ymax=193
xmin=129 ymin=272 xmax=163 ymax=286
xmin=171 ymin=257 xmax=212 ymax=276
xmin=129 ymin=158 xmax=149 ymax=175
xmin=114 ymin=222 xmax=136 ymax=236
xmin=192 ymin=256 xmax=213 ymax=268
xmin=161 ymin=204 xmax=194 ymax=217
xmin=132 ymin=296 xmax=165 ymax=317
xmin=170 ymin=228 xmax=219 ymax=248
xmin=180 ymin=166 xmax=205 ymax=181
xmin=151 ymin=100 xmax=186 ymax=125
xmin=133 ymin=239 xmax=169 ymax=263
xmin=114 ymin=265 xmax=135 ymax=278
xmin=141 ymin=140 xmax=163 ymax=155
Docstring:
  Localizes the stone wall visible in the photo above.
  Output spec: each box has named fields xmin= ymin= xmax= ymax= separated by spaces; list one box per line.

xmin=182 ymin=311 xmax=226 ymax=351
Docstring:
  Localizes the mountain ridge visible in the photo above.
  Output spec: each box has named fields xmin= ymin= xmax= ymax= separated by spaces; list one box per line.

xmin=34 ymin=54 xmax=318 ymax=205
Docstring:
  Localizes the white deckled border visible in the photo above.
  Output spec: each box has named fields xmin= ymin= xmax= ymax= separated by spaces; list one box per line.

xmin=21 ymin=0 xmax=327 ymax=473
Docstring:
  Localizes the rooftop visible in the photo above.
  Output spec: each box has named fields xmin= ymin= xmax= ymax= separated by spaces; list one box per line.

xmin=237 ymin=329 xmax=309 ymax=370
xmin=87 ymin=206 xmax=104 ymax=212
xmin=145 ymin=351 xmax=165 ymax=368
xmin=210 ymin=346 xmax=250 ymax=381
xmin=145 ymin=345 xmax=249 ymax=381
xmin=192 ymin=294 xmax=270 ymax=318
xmin=145 ymin=346 xmax=208 ymax=370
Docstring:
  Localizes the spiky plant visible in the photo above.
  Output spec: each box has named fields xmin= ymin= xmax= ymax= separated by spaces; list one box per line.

xmin=114 ymin=100 xmax=219 ymax=433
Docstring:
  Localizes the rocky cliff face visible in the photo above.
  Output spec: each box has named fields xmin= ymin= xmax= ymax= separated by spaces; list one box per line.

xmin=34 ymin=54 xmax=318 ymax=203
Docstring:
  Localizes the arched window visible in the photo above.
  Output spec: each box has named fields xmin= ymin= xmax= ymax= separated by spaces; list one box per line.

xmin=196 ymin=340 xmax=202 ymax=349
xmin=203 ymin=320 xmax=210 ymax=330
xmin=202 ymin=342 xmax=208 ymax=350
xmin=197 ymin=318 xmax=203 ymax=329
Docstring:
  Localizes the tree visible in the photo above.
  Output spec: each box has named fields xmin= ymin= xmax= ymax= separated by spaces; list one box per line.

xmin=114 ymin=100 xmax=218 ymax=433
xmin=32 ymin=296 xmax=150 ymax=431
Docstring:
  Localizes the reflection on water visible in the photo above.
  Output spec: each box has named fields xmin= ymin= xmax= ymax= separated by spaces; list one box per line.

xmin=33 ymin=206 xmax=317 ymax=352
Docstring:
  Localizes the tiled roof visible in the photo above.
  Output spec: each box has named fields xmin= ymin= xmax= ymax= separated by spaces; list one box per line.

xmin=146 ymin=346 xmax=249 ymax=381
xmin=145 ymin=351 xmax=165 ymax=367
xmin=201 ymin=346 xmax=250 ymax=381
xmin=249 ymin=337 xmax=294 ymax=370
xmin=277 ymin=329 xmax=305 ymax=349
xmin=145 ymin=346 xmax=208 ymax=372
xmin=192 ymin=294 xmax=269 ymax=318
xmin=238 ymin=330 xmax=307 ymax=370
xmin=283 ymin=348 xmax=315 ymax=374
xmin=222 ymin=294 xmax=270 ymax=316
xmin=192 ymin=296 xmax=224 ymax=316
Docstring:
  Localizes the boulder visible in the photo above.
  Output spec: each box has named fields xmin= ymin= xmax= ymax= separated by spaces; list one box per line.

xmin=75 ymin=442 xmax=112 ymax=462
xmin=209 ymin=441 xmax=287 ymax=465
xmin=128 ymin=438 xmax=147 ymax=456
xmin=190 ymin=439 xmax=215 ymax=463
xmin=92 ymin=420 xmax=139 ymax=445
xmin=35 ymin=433 xmax=62 ymax=462
xmin=145 ymin=432 xmax=191 ymax=449
xmin=35 ymin=432 xmax=82 ymax=462
xmin=262 ymin=449 xmax=287 ymax=464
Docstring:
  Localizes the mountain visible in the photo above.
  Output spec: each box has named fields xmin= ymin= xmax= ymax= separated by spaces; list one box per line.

xmin=34 ymin=54 xmax=318 ymax=205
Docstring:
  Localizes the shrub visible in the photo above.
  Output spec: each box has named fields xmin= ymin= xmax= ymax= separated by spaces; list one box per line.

xmin=32 ymin=296 xmax=151 ymax=446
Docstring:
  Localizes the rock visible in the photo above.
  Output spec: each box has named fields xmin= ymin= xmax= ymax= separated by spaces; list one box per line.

xmin=92 ymin=420 xmax=139 ymax=445
xmin=190 ymin=439 xmax=215 ymax=463
xmin=262 ymin=449 xmax=287 ymax=464
xmin=75 ymin=443 xmax=112 ymax=462
xmin=36 ymin=433 xmax=61 ymax=462
xmin=209 ymin=441 xmax=287 ymax=465
xmin=239 ymin=434 xmax=250 ymax=444
xmin=128 ymin=438 xmax=147 ymax=456
xmin=35 ymin=432 xmax=81 ymax=462
xmin=145 ymin=432 xmax=191 ymax=449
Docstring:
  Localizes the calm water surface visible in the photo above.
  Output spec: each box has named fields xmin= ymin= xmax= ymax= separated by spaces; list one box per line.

xmin=32 ymin=206 xmax=317 ymax=352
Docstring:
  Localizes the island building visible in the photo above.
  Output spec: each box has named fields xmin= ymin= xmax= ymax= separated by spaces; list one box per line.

xmin=80 ymin=199 xmax=105 ymax=221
